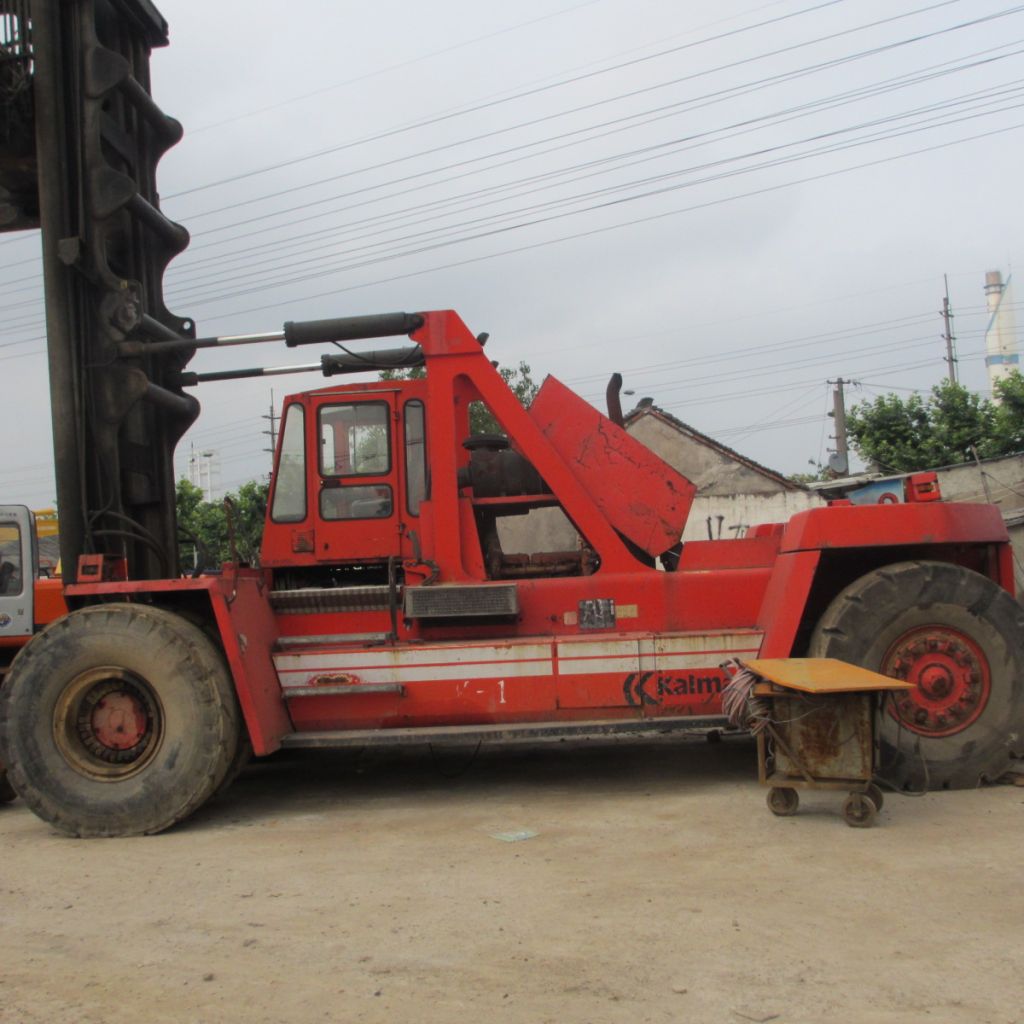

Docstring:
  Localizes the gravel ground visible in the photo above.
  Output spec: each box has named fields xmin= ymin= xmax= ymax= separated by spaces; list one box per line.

xmin=1 ymin=735 xmax=1022 ymax=1024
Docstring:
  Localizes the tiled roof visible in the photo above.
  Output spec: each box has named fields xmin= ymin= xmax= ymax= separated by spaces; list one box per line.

xmin=624 ymin=400 xmax=806 ymax=492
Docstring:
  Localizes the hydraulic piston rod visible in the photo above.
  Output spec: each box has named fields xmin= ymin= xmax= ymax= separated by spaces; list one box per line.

xmin=177 ymin=346 xmax=425 ymax=386
xmin=120 ymin=311 xmax=425 ymax=358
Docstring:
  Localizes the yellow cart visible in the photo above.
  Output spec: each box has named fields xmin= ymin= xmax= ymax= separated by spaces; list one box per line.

xmin=742 ymin=658 xmax=915 ymax=828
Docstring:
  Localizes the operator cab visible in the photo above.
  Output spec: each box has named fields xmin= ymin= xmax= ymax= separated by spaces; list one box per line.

xmin=261 ymin=379 xmax=427 ymax=578
xmin=261 ymin=380 xmax=600 ymax=590
xmin=259 ymin=311 xmax=692 ymax=591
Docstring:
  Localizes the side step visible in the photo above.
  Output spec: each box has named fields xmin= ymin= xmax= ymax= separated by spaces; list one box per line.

xmin=280 ymin=715 xmax=729 ymax=749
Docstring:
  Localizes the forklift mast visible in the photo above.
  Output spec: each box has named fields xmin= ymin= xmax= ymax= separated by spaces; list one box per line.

xmin=0 ymin=0 xmax=196 ymax=581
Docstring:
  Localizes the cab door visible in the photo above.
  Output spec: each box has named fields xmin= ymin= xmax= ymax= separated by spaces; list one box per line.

xmin=0 ymin=505 xmax=33 ymax=640
xmin=315 ymin=393 xmax=403 ymax=562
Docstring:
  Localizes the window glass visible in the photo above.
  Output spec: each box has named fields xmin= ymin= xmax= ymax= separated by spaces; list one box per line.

xmin=270 ymin=404 xmax=307 ymax=523
xmin=319 ymin=402 xmax=390 ymax=477
xmin=404 ymin=400 xmax=427 ymax=515
xmin=320 ymin=484 xmax=393 ymax=521
xmin=0 ymin=522 xmax=23 ymax=596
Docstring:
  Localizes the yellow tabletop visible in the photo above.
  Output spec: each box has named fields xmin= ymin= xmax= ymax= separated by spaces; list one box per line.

xmin=744 ymin=658 xmax=915 ymax=694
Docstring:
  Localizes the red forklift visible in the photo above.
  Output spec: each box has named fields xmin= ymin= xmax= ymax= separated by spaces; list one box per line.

xmin=0 ymin=1 xmax=1020 ymax=836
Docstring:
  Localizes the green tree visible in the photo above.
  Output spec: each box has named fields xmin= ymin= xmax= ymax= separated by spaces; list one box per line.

xmin=380 ymin=360 xmax=540 ymax=434
xmin=789 ymin=461 xmax=833 ymax=485
xmin=472 ymin=361 xmax=540 ymax=434
xmin=176 ymin=478 xmax=268 ymax=571
xmin=992 ymin=370 xmax=1024 ymax=453
xmin=847 ymin=374 xmax=1024 ymax=472
xmin=230 ymin=480 xmax=270 ymax=564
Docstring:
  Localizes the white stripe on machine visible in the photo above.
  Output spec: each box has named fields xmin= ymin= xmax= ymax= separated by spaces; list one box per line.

xmin=274 ymin=632 xmax=764 ymax=689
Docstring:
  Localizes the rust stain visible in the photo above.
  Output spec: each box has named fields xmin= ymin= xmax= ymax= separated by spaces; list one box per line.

xmin=309 ymin=672 xmax=360 ymax=687
xmin=791 ymin=699 xmax=842 ymax=770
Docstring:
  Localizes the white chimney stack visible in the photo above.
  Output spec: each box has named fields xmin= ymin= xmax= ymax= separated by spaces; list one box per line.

xmin=985 ymin=270 xmax=1019 ymax=399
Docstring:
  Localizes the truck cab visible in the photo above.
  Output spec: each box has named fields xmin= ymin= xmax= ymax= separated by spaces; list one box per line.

xmin=261 ymin=379 xmax=429 ymax=573
xmin=0 ymin=506 xmax=66 ymax=679
xmin=0 ymin=505 xmax=34 ymax=650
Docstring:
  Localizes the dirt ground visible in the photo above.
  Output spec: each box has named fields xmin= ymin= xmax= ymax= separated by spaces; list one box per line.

xmin=1 ymin=735 xmax=1022 ymax=1024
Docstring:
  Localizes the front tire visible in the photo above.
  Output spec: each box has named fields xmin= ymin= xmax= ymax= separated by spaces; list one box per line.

xmin=808 ymin=561 xmax=1024 ymax=791
xmin=0 ymin=604 xmax=241 ymax=836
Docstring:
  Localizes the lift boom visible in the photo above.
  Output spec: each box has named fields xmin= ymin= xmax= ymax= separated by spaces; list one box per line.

xmin=0 ymin=0 xmax=196 ymax=580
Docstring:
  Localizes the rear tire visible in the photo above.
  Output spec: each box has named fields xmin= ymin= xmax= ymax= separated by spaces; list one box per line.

xmin=808 ymin=561 xmax=1024 ymax=791
xmin=215 ymin=734 xmax=253 ymax=798
xmin=0 ymin=604 xmax=241 ymax=836
xmin=0 ymin=767 xmax=15 ymax=804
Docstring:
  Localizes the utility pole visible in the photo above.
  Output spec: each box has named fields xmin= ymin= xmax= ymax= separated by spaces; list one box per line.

xmin=827 ymin=377 xmax=850 ymax=476
xmin=942 ymin=274 xmax=958 ymax=383
xmin=262 ymin=389 xmax=278 ymax=467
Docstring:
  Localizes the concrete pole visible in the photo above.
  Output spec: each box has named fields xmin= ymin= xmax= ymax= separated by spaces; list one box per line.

xmin=942 ymin=275 xmax=957 ymax=383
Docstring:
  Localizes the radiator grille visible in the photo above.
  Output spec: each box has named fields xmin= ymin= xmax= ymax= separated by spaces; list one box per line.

xmin=404 ymin=584 xmax=518 ymax=619
xmin=271 ymin=585 xmax=393 ymax=614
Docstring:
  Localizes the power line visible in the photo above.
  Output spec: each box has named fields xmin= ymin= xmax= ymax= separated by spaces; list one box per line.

xmin=166 ymin=41 xmax=1024 ymax=288
xmin=166 ymin=0 xmax=859 ymax=202
xmin=187 ymin=0 xmax=613 ymax=135
xmin=0 ymin=112 xmax=1017 ymax=365
xmin=168 ymin=84 xmax=1024 ymax=304
xmin=4 ymin=4 xmax=1015 ymax=339
xmin=172 ymin=0 xmax=997 ymax=235
xmin=171 ymin=113 xmax=1024 ymax=320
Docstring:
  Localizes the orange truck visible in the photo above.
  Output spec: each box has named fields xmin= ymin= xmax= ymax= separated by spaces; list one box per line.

xmin=0 ymin=505 xmax=65 ymax=801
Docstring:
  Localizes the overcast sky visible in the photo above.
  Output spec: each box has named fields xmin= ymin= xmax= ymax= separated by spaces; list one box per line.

xmin=2 ymin=0 xmax=1023 ymax=507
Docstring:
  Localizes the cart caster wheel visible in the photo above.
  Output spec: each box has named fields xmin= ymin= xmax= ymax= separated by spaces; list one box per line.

xmin=767 ymin=787 xmax=799 ymax=816
xmin=866 ymin=783 xmax=884 ymax=812
xmin=843 ymin=792 xmax=878 ymax=828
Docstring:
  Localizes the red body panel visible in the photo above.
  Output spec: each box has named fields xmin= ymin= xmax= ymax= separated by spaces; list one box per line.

xmin=33 ymin=577 xmax=66 ymax=628
xmin=780 ymin=502 xmax=1009 ymax=553
xmin=528 ymin=376 xmax=695 ymax=557
xmin=68 ymin=570 xmax=289 ymax=755
xmin=273 ymin=629 xmax=763 ymax=729
xmin=63 ymin=499 xmax=1011 ymax=750
xmin=0 ymin=578 xmax=67 ymax=658
xmin=756 ymin=551 xmax=822 ymax=658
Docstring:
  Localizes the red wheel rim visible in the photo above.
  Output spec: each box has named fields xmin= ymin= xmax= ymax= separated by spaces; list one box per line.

xmin=86 ymin=687 xmax=150 ymax=753
xmin=53 ymin=668 xmax=163 ymax=779
xmin=881 ymin=625 xmax=991 ymax=738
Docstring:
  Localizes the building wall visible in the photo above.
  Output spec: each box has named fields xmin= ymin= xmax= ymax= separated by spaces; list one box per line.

xmin=498 ymin=412 xmax=825 ymax=553
xmin=627 ymin=415 xmax=791 ymax=496
xmin=932 ymin=455 xmax=1024 ymax=592
xmin=496 ymin=507 xmax=578 ymax=553
xmin=932 ymin=455 xmax=1024 ymax=508
xmin=685 ymin=491 xmax=825 ymax=542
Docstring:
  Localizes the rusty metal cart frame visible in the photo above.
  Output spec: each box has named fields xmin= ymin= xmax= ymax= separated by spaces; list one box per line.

xmin=744 ymin=659 xmax=915 ymax=828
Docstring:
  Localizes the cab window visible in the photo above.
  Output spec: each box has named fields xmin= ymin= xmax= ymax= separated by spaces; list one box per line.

xmin=270 ymin=404 xmax=307 ymax=523
xmin=404 ymin=400 xmax=426 ymax=515
xmin=319 ymin=402 xmax=390 ymax=477
xmin=0 ymin=522 xmax=23 ymax=596
xmin=320 ymin=484 xmax=394 ymax=521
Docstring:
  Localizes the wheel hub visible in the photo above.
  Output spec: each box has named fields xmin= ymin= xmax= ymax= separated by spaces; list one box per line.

xmin=883 ymin=626 xmax=990 ymax=738
xmin=54 ymin=668 xmax=163 ymax=780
